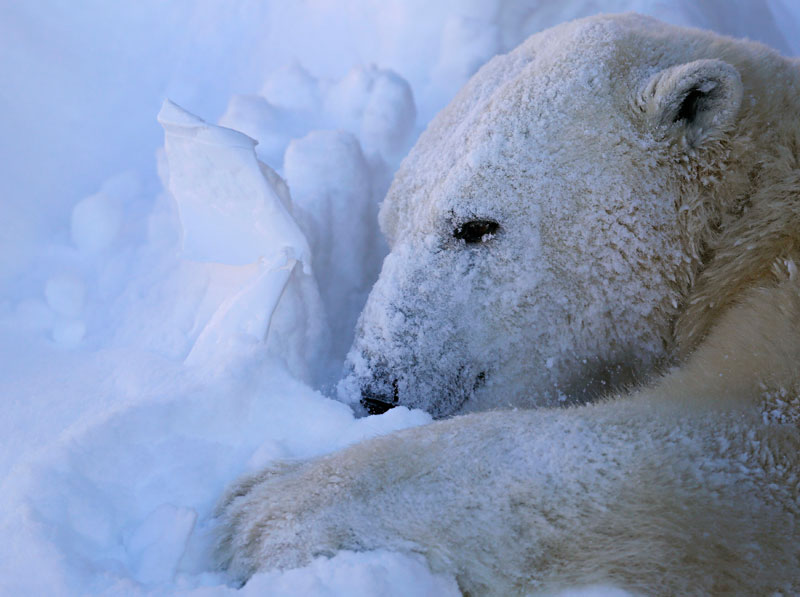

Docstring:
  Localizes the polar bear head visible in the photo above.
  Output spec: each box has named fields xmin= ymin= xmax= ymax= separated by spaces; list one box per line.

xmin=338 ymin=14 xmax=800 ymax=418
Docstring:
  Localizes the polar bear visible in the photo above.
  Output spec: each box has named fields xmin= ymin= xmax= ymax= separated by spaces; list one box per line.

xmin=216 ymin=14 xmax=800 ymax=595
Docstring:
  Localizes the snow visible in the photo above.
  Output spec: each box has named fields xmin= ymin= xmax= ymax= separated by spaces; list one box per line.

xmin=159 ymin=99 xmax=310 ymax=267
xmin=0 ymin=1 xmax=798 ymax=595
xmin=44 ymin=273 xmax=86 ymax=318
xmin=71 ymin=190 xmax=124 ymax=253
xmin=284 ymin=130 xmax=380 ymax=364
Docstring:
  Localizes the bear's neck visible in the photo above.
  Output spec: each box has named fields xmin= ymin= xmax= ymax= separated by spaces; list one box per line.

xmin=676 ymin=161 xmax=800 ymax=359
xmin=672 ymin=264 xmax=800 ymax=409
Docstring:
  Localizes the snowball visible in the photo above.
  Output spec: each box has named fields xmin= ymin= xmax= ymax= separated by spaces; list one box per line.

xmin=98 ymin=169 xmax=141 ymax=200
xmin=44 ymin=273 xmax=85 ymax=317
xmin=71 ymin=191 xmax=123 ymax=252
xmin=324 ymin=66 xmax=374 ymax=131
xmin=52 ymin=319 xmax=86 ymax=347
xmin=324 ymin=65 xmax=416 ymax=162
xmin=69 ymin=170 xmax=142 ymax=252
xmin=260 ymin=61 xmax=322 ymax=113
xmin=360 ymin=70 xmax=416 ymax=161
xmin=222 ymin=63 xmax=415 ymax=170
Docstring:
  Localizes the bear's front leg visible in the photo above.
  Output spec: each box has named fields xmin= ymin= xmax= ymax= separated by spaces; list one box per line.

xmin=214 ymin=412 xmax=544 ymax=592
xmin=214 ymin=457 xmax=378 ymax=582
xmin=215 ymin=402 xmax=791 ymax=595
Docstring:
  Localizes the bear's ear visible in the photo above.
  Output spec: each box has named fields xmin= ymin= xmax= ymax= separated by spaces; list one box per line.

xmin=637 ymin=59 xmax=743 ymax=148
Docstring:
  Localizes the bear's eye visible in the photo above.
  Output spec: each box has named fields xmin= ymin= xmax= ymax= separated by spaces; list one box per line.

xmin=453 ymin=220 xmax=499 ymax=244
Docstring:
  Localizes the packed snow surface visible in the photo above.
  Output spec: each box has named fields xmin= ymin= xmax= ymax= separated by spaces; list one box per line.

xmin=1 ymin=1 xmax=798 ymax=595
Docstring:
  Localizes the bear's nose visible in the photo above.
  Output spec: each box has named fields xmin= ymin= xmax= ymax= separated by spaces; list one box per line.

xmin=360 ymin=380 xmax=399 ymax=415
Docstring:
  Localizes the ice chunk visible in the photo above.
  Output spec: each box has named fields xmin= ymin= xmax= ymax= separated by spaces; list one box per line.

xmin=158 ymin=99 xmax=310 ymax=267
xmin=160 ymin=100 xmax=325 ymax=376
xmin=184 ymin=256 xmax=295 ymax=370
xmin=44 ymin=273 xmax=85 ymax=318
xmin=262 ymin=260 xmax=329 ymax=384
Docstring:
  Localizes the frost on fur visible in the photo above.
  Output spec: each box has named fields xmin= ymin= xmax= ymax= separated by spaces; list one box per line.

xmin=218 ymin=13 xmax=800 ymax=596
xmin=337 ymin=13 xmax=794 ymax=418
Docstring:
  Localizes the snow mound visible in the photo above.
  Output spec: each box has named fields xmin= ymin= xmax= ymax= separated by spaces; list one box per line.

xmin=0 ymin=359 xmax=433 ymax=595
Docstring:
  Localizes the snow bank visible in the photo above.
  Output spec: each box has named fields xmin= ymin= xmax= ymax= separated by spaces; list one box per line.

xmin=1 ymin=1 xmax=799 ymax=595
xmin=0 ymin=357 xmax=433 ymax=595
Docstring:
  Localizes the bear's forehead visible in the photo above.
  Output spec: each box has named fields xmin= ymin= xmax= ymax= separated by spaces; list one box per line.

xmin=432 ymin=16 xmax=676 ymax=153
xmin=382 ymin=15 xmax=670 ymax=235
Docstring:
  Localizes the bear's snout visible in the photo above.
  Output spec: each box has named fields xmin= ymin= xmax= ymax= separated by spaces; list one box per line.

xmin=360 ymin=378 xmax=399 ymax=415
xmin=351 ymin=361 xmax=488 ymax=418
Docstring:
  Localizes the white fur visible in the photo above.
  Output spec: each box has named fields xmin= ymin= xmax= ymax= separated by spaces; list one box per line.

xmin=217 ymin=14 xmax=800 ymax=594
